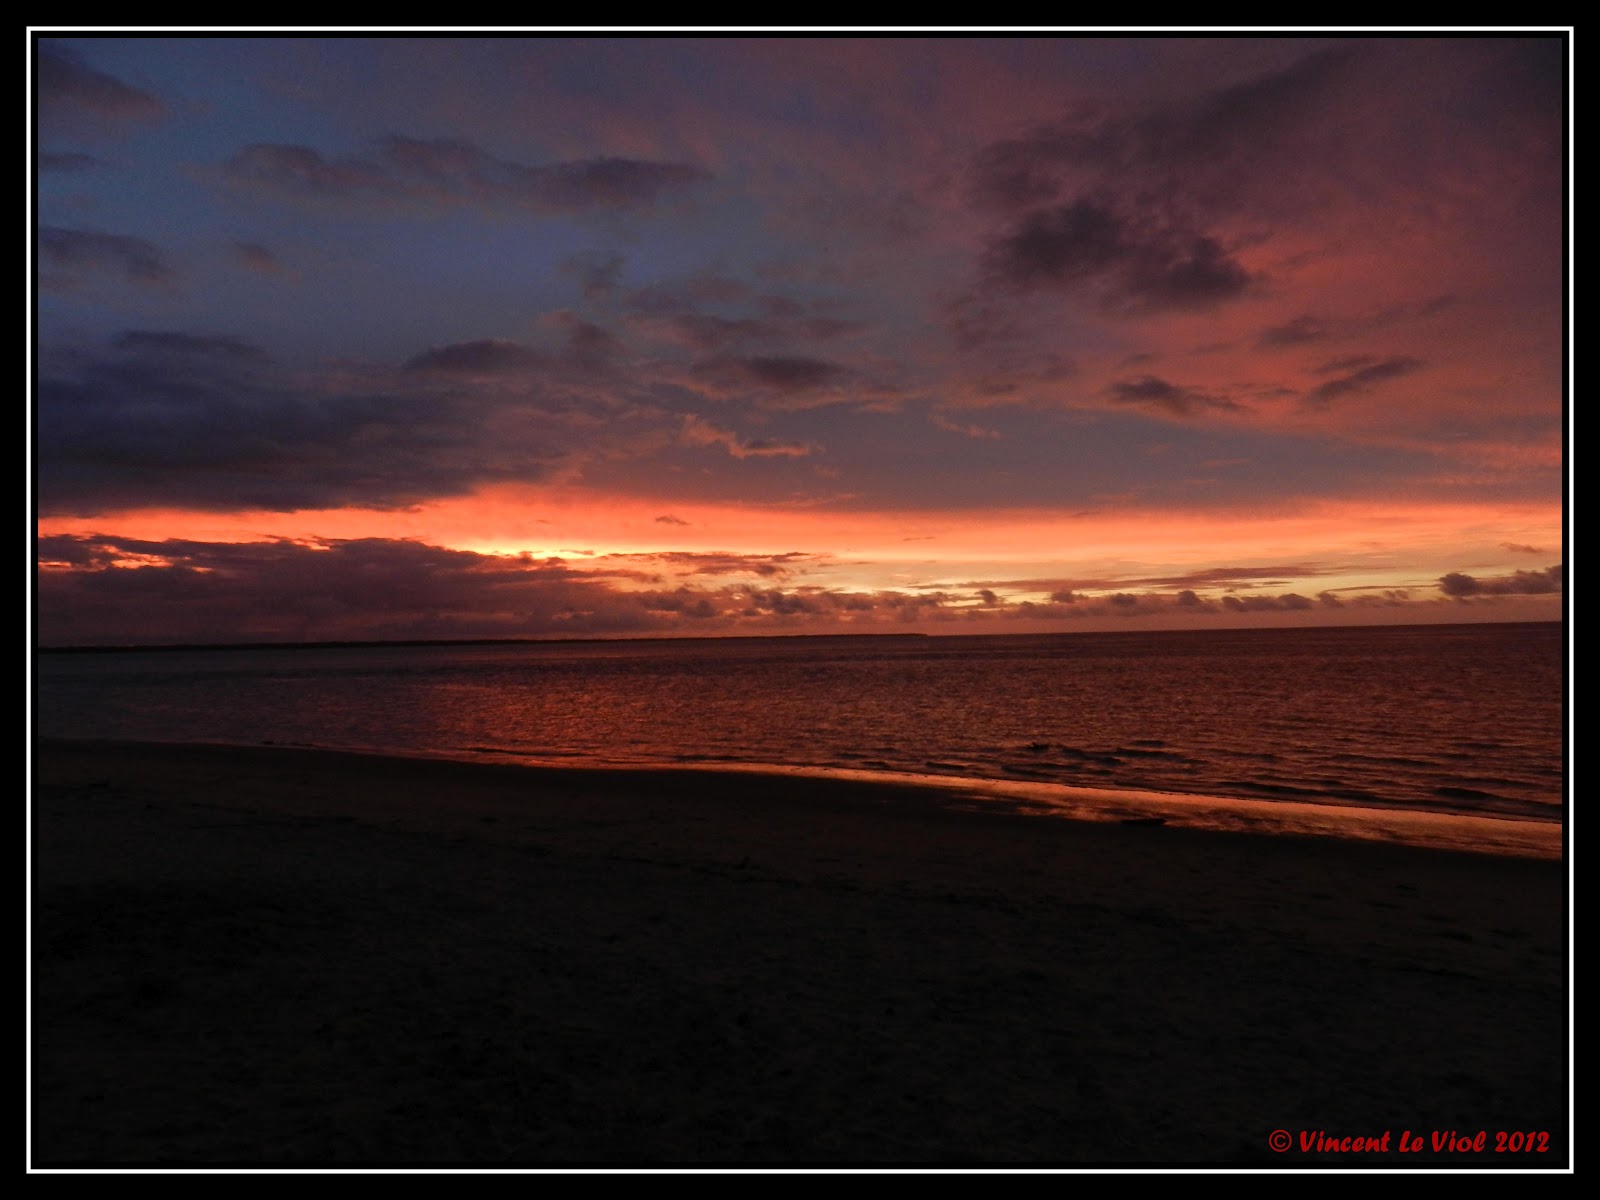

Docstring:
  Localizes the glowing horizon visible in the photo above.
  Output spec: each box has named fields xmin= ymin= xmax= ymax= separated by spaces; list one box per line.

xmin=33 ymin=35 xmax=1567 ymax=645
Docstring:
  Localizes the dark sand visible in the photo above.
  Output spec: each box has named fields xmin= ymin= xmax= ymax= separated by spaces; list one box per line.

xmin=31 ymin=739 xmax=1569 ymax=1168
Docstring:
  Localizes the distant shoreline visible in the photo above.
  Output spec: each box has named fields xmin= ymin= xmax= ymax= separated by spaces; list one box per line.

xmin=32 ymin=618 xmax=1564 ymax=656
xmin=33 ymin=631 xmax=936 ymax=655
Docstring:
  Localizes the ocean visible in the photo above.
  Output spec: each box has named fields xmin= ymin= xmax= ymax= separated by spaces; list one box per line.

xmin=34 ymin=621 xmax=1566 ymax=856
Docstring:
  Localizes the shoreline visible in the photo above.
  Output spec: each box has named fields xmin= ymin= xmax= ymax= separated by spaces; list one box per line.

xmin=34 ymin=617 xmax=1562 ymax=655
xmin=445 ymin=750 xmax=1566 ymax=860
xmin=40 ymin=734 xmax=1566 ymax=861
xmin=32 ymin=738 xmax=1570 ymax=1167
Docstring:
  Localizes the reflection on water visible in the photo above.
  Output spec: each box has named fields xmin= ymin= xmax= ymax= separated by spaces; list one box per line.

xmin=36 ymin=623 xmax=1564 ymax=848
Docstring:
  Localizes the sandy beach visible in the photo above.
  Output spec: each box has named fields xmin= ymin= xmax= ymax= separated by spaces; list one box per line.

xmin=30 ymin=738 xmax=1569 ymax=1168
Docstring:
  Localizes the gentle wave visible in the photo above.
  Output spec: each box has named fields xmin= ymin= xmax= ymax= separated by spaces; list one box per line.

xmin=35 ymin=622 xmax=1565 ymax=852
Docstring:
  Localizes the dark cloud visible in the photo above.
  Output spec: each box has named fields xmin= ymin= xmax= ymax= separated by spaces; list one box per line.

xmin=37 ymin=534 xmax=117 ymax=569
xmin=691 ymin=355 xmax=851 ymax=400
xmin=971 ymin=49 xmax=1366 ymax=315
xmin=942 ymin=568 xmax=1552 ymax=623
xmin=1438 ymin=566 xmax=1562 ymax=598
xmin=36 ymin=534 xmax=946 ymax=645
xmin=37 ymin=43 xmax=165 ymax=129
xmin=968 ymin=127 xmax=1100 ymax=211
xmin=1119 ymin=236 xmax=1253 ymax=312
xmin=1016 ymin=591 xmax=1188 ymax=620
xmin=965 ymin=573 xmax=1423 ymax=620
xmin=639 ymin=588 xmax=720 ymax=619
xmin=987 ymin=200 xmax=1128 ymax=288
xmin=1305 ymin=357 xmax=1423 ymax=405
xmin=37 ymin=330 xmax=559 ymax=515
xmin=984 ymin=201 xmax=1252 ymax=314
xmin=38 ymin=535 xmax=591 ymax=645
xmin=1501 ymin=542 xmax=1544 ymax=555
xmin=402 ymin=339 xmax=545 ymax=374
xmin=223 ymin=136 xmax=710 ymax=214
xmin=1257 ymin=315 xmax=1330 ymax=347
xmin=742 ymin=588 xmax=828 ymax=617
xmin=39 ymin=226 xmax=176 ymax=290
xmin=1105 ymin=375 xmax=1238 ymax=418
xmin=527 ymin=154 xmax=710 ymax=210
xmin=43 ymin=527 xmax=1534 ymax=646
xmin=407 ymin=321 xmax=621 ymax=377
xmin=738 ymin=356 xmax=848 ymax=391
xmin=654 ymin=514 xmax=689 ymax=526
xmin=1221 ymin=592 xmax=1315 ymax=612
xmin=1146 ymin=47 xmax=1360 ymax=175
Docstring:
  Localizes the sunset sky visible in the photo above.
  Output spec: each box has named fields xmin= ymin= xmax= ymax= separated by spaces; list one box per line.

xmin=32 ymin=34 xmax=1568 ymax=646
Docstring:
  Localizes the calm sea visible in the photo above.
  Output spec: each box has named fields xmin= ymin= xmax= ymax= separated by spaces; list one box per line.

xmin=34 ymin=622 xmax=1566 ymax=856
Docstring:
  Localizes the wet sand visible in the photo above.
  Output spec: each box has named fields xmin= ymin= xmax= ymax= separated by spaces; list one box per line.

xmin=31 ymin=738 xmax=1570 ymax=1168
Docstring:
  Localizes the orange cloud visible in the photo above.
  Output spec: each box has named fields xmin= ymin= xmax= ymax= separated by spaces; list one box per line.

xmin=36 ymin=485 xmax=1560 ymax=606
